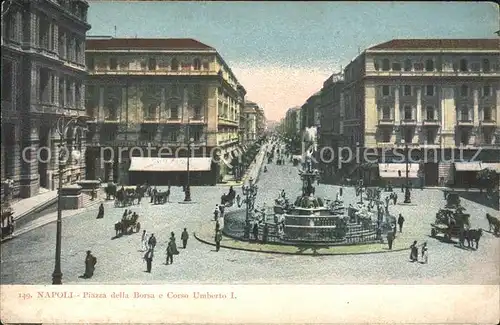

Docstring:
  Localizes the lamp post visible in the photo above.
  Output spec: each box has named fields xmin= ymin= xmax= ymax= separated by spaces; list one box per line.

xmin=52 ymin=115 xmax=87 ymax=285
xmin=184 ymin=135 xmax=194 ymax=202
xmin=241 ymin=177 xmax=258 ymax=239
xmin=402 ymin=140 xmax=411 ymax=204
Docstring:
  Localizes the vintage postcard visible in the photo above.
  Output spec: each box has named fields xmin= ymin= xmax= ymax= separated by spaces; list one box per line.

xmin=1 ymin=0 xmax=499 ymax=323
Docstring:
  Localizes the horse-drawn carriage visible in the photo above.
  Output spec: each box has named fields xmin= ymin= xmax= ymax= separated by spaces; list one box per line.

xmin=444 ymin=192 xmax=461 ymax=209
xmin=114 ymin=186 xmax=140 ymax=207
xmin=221 ymin=188 xmax=236 ymax=207
xmin=430 ymin=208 xmax=470 ymax=241
xmin=154 ymin=188 xmax=170 ymax=204
xmin=114 ymin=213 xmax=141 ymax=237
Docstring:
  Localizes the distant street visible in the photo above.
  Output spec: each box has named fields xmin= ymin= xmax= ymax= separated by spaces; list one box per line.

xmin=1 ymin=156 xmax=499 ymax=285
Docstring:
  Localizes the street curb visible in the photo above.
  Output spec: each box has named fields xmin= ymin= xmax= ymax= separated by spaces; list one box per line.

xmin=193 ymin=231 xmax=410 ymax=256
xmin=1 ymin=199 xmax=104 ymax=244
xmin=13 ymin=196 xmax=58 ymax=221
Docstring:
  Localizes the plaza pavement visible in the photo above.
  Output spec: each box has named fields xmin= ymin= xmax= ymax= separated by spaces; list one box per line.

xmin=1 ymin=145 xmax=499 ymax=285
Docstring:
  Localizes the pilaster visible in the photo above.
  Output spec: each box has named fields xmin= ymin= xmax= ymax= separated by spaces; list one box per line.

xmin=416 ymin=87 xmax=422 ymax=123
xmin=394 ymin=87 xmax=400 ymax=122
xmin=206 ymin=85 xmax=218 ymax=147
xmin=98 ymin=86 xmax=104 ymax=120
xmin=473 ymin=88 xmax=479 ymax=126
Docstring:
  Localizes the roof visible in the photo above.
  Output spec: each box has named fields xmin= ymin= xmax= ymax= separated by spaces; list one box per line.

xmin=86 ymin=38 xmax=215 ymax=51
xmin=128 ymin=157 xmax=212 ymax=172
xmin=369 ymin=39 xmax=499 ymax=51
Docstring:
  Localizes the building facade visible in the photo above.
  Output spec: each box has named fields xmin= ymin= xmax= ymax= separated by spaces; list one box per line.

xmin=341 ymin=39 xmax=500 ymax=186
xmin=318 ymin=73 xmax=344 ymax=183
xmin=1 ymin=0 xmax=90 ymax=199
xmin=84 ymin=37 xmax=244 ymax=186
xmin=242 ymin=101 xmax=265 ymax=144
xmin=300 ymin=91 xmax=321 ymax=131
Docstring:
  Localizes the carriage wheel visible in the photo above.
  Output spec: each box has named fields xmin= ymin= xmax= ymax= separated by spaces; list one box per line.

xmin=136 ymin=222 xmax=141 ymax=232
xmin=431 ymin=228 xmax=436 ymax=237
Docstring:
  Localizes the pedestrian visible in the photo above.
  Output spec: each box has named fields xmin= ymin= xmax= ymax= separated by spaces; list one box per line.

xmin=215 ymin=230 xmax=222 ymax=252
xmin=141 ymin=230 xmax=148 ymax=251
xmin=253 ymin=223 xmax=259 ymax=241
xmin=181 ymin=228 xmax=189 ymax=249
xmin=214 ymin=205 xmax=219 ymax=221
xmin=165 ymin=242 xmax=174 ymax=265
xmin=148 ymin=233 xmax=157 ymax=251
xmin=401 ymin=183 xmax=404 ymax=193
xmin=392 ymin=193 xmax=398 ymax=205
xmin=96 ymin=203 xmax=104 ymax=219
xmin=219 ymin=204 xmax=225 ymax=218
xmin=409 ymin=241 xmax=418 ymax=262
xmin=339 ymin=186 xmax=343 ymax=197
xmin=262 ymin=223 xmax=269 ymax=244
xmin=83 ymin=250 xmax=97 ymax=278
xmin=386 ymin=231 xmax=394 ymax=250
xmin=169 ymin=232 xmax=179 ymax=255
xmin=421 ymin=242 xmax=428 ymax=264
xmin=397 ymin=214 xmax=405 ymax=233
xmin=215 ymin=219 xmax=220 ymax=232
xmin=151 ymin=187 xmax=157 ymax=203
xmin=144 ymin=249 xmax=154 ymax=272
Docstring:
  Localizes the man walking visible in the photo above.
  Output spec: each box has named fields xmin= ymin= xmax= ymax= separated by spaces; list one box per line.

xmin=181 ymin=228 xmax=189 ymax=249
xmin=386 ymin=231 xmax=394 ymax=250
xmin=397 ymin=214 xmax=405 ymax=233
xmin=144 ymin=249 xmax=154 ymax=272
xmin=151 ymin=187 xmax=157 ymax=204
xmin=214 ymin=205 xmax=220 ymax=221
xmin=215 ymin=230 xmax=222 ymax=252
xmin=141 ymin=230 xmax=148 ymax=251
xmin=148 ymin=233 xmax=157 ymax=251
xmin=83 ymin=250 xmax=97 ymax=278
xmin=219 ymin=204 xmax=225 ymax=218
xmin=165 ymin=242 xmax=174 ymax=265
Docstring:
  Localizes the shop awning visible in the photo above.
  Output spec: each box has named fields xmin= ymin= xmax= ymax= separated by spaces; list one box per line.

xmin=480 ymin=163 xmax=500 ymax=173
xmin=454 ymin=162 xmax=483 ymax=172
xmin=378 ymin=163 xmax=419 ymax=178
xmin=129 ymin=157 xmax=212 ymax=172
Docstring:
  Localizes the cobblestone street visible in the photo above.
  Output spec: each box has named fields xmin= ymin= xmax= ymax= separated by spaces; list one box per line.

xmin=1 ymin=158 xmax=499 ymax=285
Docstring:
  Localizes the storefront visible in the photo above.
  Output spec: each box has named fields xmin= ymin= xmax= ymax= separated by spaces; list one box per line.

xmin=453 ymin=161 xmax=483 ymax=188
xmin=378 ymin=163 xmax=420 ymax=186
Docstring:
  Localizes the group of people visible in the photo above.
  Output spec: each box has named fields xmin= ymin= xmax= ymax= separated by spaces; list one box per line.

xmin=142 ymin=229 xmax=190 ymax=273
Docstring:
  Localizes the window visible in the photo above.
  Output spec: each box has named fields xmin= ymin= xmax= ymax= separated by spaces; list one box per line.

xmin=483 ymin=129 xmax=493 ymax=144
xmin=193 ymin=129 xmax=201 ymax=142
xmin=483 ymin=107 xmax=492 ymax=121
xmin=148 ymin=58 xmax=156 ymax=71
xmin=109 ymin=58 xmax=117 ymax=70
xmin=403 ymin=85 xmax=412 ymax=96
xmin=39 ymin=15 xmax=50 ymax=49
xmin=202 ymin=61 xmax=209 ymax=70
xmin=59 ymin=77 xmax=65 ymax=107
xmin=404 ymin=129 xmax=413 ymax=143
xmin=87 ymin=57 xmax=94 ymax=70
xmin=39 ymin=68 xmax=50 ymax=103
xmin=382 ymin=106 xmax=391 ymax=119
xmin=414 ymin=62 xmax=424 ymax=71
xmin=75 ymin=39 xmax=81 ymax=63
xmin=424 ymin=59 xmax=434 ymax=71
xmin=75 ymin=82 xmax=81 ymax=108
xmin=170 ymin=104 xmax=179 ymax=119
xmin=169 ymin=128 xmax=178 ymax=142
xmin=392 ymin=62 xmax=401 ymax=71
xmin=374 ymin=60 xmax=380 ymax=71
xmin=426 ymin=106 xmax=435 ymax=120
xmin=459 ymin=59 xmax=468 ymax=72
xmin=482 ymin=85 xmax=491 ymax=97
xmin=483 ymin=59 xmax=491 ymax=72
xmin=426 ymin=129 xmax=436 ymax=145
xmin=381 ymin=59 xmax=390 ymax=71
xmin=193 ymin=58 xmax=201 ymax=70
xmin=58 ymin=31 xmax=66 ymax=58
xmin=460 ymin=106 xmax=469 ymax=121
xmin=460 ymin=85 xmax=469 ymax=97
xmin=145 ymin=103 xmax=157 ymax=120
xmin=381 ymin=129 xmax=391 ymax=142
xmin=403 ymin=105 xmax=412 ymax=120
xmin=382 ymin=85 xmax=390 ymax=97
xmin=171 ymin=58 xmax=179 ymax=71
xmin=1 ymin=60 xmax=13 ymax=101
xmin=193 ymin=105 xmax=202 ymax=119
xmin=425 ymin=85 xmax=434 ymax=96
xmin=460 ymin=131 xmax=469 ymax=145
xmin=404 ymin=59 xmax=412 ymax=71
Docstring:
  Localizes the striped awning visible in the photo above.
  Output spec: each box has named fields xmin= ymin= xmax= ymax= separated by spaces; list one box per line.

xmin=454 ymin=162 xmax=482 ymax=172
xmin=378 ymin=163 xmax=419 ymax=178
xmin=129 ymin=157 xmax=212 ymax=172
xmin=480 ymin=163 xmax=500 ymax=173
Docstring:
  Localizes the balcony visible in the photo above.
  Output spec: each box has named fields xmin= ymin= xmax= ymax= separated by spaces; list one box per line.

xmin=457 ymin=119 xmax=474 ymax=127
xmin=400 ymin=119 xmax=417 ymax=126
xmin=422 ymin=119 xmax=441 ymax=126
xmin=165 ymin=117 xmax=181 ymax=124
xmin=480 ymin=119 xmax=497 ymax=127
xmin=378 ymin=118 xmax=394 ymax=126
xmin=142 ymin=116 xmax=159 ymax=124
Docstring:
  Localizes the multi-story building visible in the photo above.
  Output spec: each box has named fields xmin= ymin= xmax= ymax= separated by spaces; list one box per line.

xmin=84 ymin=37 xmax=244 ymax=186
xmin=341 ymin=39 xmax=500 ymax=186
xmin=242 ymin=101 xmax=265 ymax=144
xmin=1 ymin=0 xmax=91 ymax=199
xmin=284 ymin=106 xmax=301 ymax=136
xmin=318 ymin=73 xmax=344 ymax=183
xmin=255 ymin=105 xmax=267 ymax=138
xmin=301 ymin=91 xmax=321 ymax=131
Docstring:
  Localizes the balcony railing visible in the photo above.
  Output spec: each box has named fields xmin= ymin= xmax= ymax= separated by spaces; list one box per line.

xmin=400 ymin=119 xmax=417 ymax=126
xmin=457 ymin=119 xmax=474 ymax=126
xmin=422 ymin=119 xmax=441 ymax=126
xmin=480 ymin=119 xmax=497 ymax=127
xmin=378 ymin=118 xmax=394 ymax=126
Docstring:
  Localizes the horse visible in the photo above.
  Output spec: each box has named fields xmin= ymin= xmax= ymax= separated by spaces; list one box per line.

xmin=114 ymin=189 xmax=125 ymax=207
xmin=486 ymin=213 xmax=500 ymax=236
xmin=221 ymin=190 xmax=236 ymax=207
xmin=105 ymin=183 xmax=117 ymax=200
xmin=464 ymin=228 xmax=483 ymax=249
xmin=155 ymin=189 xmax=170 ymax=204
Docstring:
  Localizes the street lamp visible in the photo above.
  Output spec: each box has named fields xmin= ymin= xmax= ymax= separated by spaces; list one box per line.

xmin=402 ymin=140 xmax=411 ymax=204
xmin=52 ymin=115 xmax=87 ymax=285
xmin=184 ymin=135 xmax=194 ymax=202
xmin=241 ymin=177 xmax=258 ymax=239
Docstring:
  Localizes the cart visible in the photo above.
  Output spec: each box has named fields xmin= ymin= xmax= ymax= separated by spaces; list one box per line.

xmin=430 ymin=208 xmax=470 ymax=241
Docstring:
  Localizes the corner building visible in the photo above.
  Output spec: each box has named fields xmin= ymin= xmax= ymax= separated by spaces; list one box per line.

xmin=1 ymin=0 xmax=90 ymax=199
xmin=341 ymin=39 xmax=500 ymax=186
xmin=84 ymin=38 xmax=245 ymax=186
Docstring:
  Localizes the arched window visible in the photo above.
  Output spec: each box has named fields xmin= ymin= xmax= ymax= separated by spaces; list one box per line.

xmin=459 ymin=59 xmax=468 ymax=72
xmin=425 ymin=59 xmax=434 ymax=71
xmin=193 ymin=58 xmax=201 ymax=70
xmin=171 ymin=58 xmax=179 ymax=71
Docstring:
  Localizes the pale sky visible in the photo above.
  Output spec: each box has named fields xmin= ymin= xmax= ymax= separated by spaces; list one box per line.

xmin=87 ymin=1 xmax=498 ymax=122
